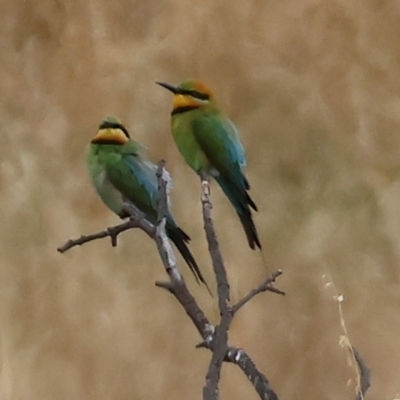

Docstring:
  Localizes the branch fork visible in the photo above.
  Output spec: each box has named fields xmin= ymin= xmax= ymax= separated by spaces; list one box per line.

xmin=58 ymin=161 xmax=370 ymax=400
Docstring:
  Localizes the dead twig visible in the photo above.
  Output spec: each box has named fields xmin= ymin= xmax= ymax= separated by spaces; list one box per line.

xmin=232 ymin=270 xmax=285 ymax=315
xmin=57 ymin=203 xmax=153 ymax=253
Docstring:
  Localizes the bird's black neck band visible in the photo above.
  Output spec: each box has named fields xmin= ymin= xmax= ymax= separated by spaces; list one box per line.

xmin=171 ymin=105 xmax=199 ymax=115
xmin=91 ymin=138 xmax=124 ymax=145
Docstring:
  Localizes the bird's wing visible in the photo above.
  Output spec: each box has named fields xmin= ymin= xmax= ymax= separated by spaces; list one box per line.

xmin=192 ymin=115 xmax=248 ymax=190
xmin=104 ymin=151 xmax=161 ymax=219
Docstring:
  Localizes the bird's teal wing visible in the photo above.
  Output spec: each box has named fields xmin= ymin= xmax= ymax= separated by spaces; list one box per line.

xmin=102 ymin=148 xmax=211 ymax=285
xmin=191 ymin=115 xmax=248 ymax=191
xmin=192 ymin=115 xmax=260 ymax=248
xmin=104 ymin=151 xmax=160 ymax=220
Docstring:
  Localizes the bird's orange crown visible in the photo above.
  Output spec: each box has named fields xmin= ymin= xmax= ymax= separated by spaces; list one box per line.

xmin=174 ymin=80 xmax=213 ymax=109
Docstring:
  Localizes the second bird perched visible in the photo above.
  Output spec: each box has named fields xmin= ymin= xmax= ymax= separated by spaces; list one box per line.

xmin=86 ymin=116 xmax=209 ymax=288
xmin=157 ymin=80 xmax=261 ymax=250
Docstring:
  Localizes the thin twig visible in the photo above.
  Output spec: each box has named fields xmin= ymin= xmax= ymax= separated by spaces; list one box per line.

xmin=232 ymin=270 xmax=285 ymax=314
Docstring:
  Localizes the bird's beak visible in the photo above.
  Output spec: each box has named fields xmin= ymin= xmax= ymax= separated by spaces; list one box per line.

xmin=156 ymin=81 xmax=180 ymax=94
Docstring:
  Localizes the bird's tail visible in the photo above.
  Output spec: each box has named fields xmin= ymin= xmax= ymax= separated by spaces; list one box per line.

xmin=215 ymin=176 xmax=261 ymax=250
xmin=166 ymin=225 xmax=212 ymax=294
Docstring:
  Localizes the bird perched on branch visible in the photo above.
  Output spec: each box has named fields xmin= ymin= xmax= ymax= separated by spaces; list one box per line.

xmin=86 ymin=116 xmax=209 ymax=288
xmin=157 ymin=80 xmax=261 ymax=250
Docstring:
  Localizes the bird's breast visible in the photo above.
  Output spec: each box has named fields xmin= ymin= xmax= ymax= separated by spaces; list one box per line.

xmin=94 ymin=169 xmax=125 ymax=215
xmin=171 ymin=117 xmax=211 ymax=172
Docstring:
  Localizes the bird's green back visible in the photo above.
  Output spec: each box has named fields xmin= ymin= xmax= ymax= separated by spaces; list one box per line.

xmin=87 ymin=140 xmax=161 ymax=222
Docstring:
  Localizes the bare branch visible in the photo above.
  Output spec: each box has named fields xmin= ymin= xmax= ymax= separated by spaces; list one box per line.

xmin=155 ymin=160 xmax=169 ymax=221
xmin=203 ymin=320 xmax=230 ymax=400
xmin=199 ymin=172 xmax=231 ymax=400
xmin=197 ymin=171 xmax=283 ymax=400
xmin=199 ymin=173 xmax=230 ymax=306
xmin=232 ymin=270 xmax=285 ymax=314
xmin=57 ymin=203 xmax=154 ymax=253
xmin=157 ymin=279 xmax=215 ymax=343
xmin=153 ymin=162 xmax=215 ymax=342
xmin=225 ymin=347 xmax=279 ymax=400
xmin=155 ymin=161 xmax=184 ymax=283
xmin=155 ymin=281 xmax=175 ymax=293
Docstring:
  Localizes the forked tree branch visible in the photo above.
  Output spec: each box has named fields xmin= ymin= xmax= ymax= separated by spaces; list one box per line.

xmin=58 ymin=161 xmax=373 ymax=400
xmin=57 ymin=204 xmax=153 ymax=252
xmin=58 ymin=161 xmax=283 ymax=400
xmin=232 ymin=270 xmax=285 ymax=315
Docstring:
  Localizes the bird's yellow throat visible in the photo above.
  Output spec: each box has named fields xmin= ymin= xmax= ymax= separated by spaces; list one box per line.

xmin=172 ymin=94 xmax=201 ymax=111
xmin=91 ymin=128 xmax=129 ymax=145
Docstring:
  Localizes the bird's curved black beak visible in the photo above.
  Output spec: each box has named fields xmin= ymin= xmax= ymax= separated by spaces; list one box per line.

xmin=156 ymin=81 xmax=180 ymax=94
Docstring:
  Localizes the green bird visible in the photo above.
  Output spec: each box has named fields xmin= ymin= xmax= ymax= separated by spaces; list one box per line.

xmin=157 ymin=80 xmax=261 ymax=250
xmin=86 ymin=116 xmax=208 ymax=287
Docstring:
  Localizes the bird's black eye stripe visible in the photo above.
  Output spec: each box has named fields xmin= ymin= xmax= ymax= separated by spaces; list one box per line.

xmin=99 ymin=121 xmax=131 ymax=138
xmin=120 ymin=126 xmax=131 ymax=138
xmin=180 ymin=89 xmax=210 ymax=101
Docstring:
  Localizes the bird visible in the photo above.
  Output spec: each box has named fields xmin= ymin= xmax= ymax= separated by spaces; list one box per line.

xmin=156 ymin=80 xmax=261 ymax=250
xmin=86 ymin=116 xmax=209 ymax=288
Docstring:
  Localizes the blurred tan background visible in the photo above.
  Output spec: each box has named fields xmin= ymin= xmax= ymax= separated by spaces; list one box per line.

xmin=0 ymin=0 xmax=399 ymax=398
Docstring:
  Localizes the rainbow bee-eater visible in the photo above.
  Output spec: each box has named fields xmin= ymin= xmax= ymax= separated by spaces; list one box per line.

xmin=157 ymin=80 xmax=261 ymax=250
xmin=86 ymin=116 xmax=208 ymax=287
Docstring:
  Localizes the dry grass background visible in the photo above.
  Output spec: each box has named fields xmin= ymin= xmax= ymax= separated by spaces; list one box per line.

xmin=0 ymin=0 xmax=400 ymax=398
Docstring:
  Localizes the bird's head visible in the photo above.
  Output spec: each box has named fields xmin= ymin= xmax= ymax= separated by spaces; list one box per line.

xmin=91 ymin=116 xmax=130 ymax=145
xmin=156 ymin=80 xmax=215 ymax=115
